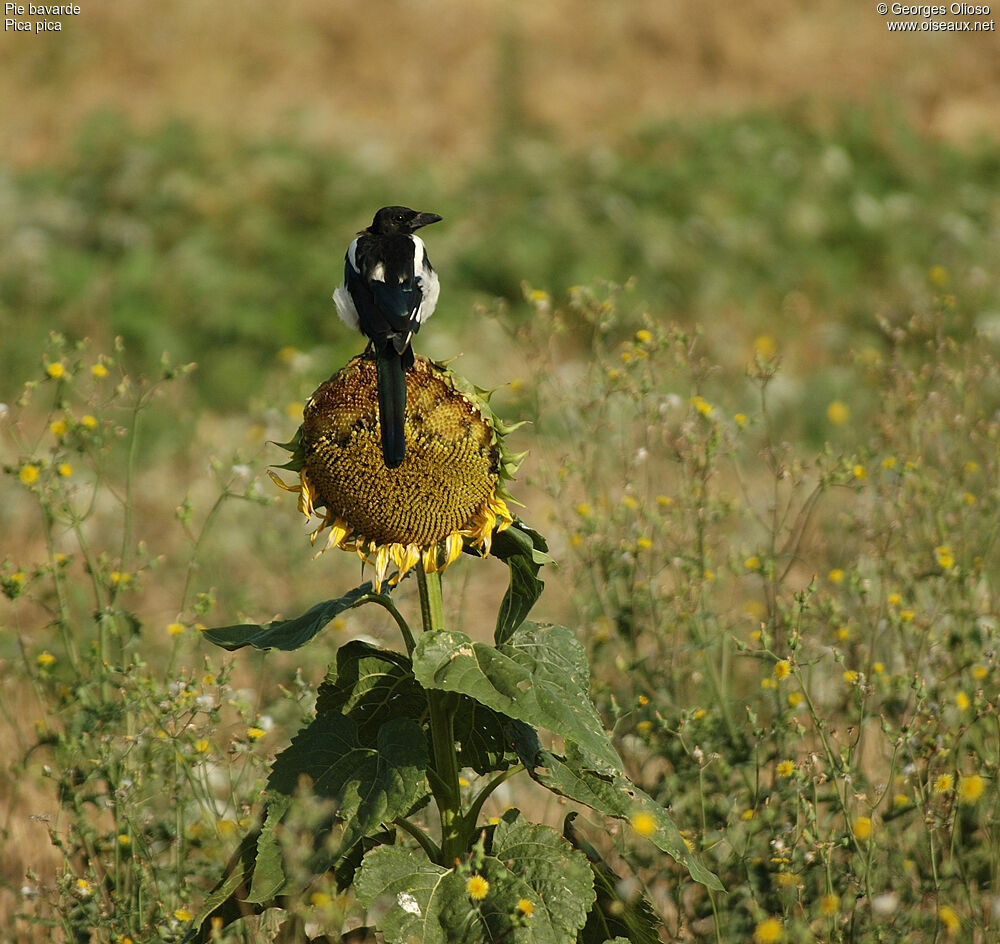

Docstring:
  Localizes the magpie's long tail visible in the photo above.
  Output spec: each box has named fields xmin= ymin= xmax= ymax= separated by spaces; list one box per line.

xmin=375 ymin=348 xmax=407 ymax=468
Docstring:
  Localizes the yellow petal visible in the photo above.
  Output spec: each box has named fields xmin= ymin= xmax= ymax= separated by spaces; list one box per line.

xmin=445 ymin=532 xmax=464 ymax=567
xmin=267 ymin=469 xmax=301 ymax=494
xmin=389 ymin=543 xmax=422 ymax=585
xmin=423 ymin=546 xmax=440 ymax=573
xmin=297 ymin=471 xmax=319 ymax=518
xmin=372 ymin=544 xmax=392 ymax=592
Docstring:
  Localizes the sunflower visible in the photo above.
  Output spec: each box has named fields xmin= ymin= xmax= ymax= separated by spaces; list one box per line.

xmin=270 ymin=355 xmax=520 ymax=591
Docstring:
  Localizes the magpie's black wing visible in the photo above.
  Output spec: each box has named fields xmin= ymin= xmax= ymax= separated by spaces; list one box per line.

xmin=355 ymin=236 xmax=424 ymax=339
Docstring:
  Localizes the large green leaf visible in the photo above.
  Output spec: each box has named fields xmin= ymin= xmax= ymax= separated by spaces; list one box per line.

xmin=315 ymin=641 xmax=424 ymax=741
xmin=488 ymin=521 xmax=552 ymax=645
xmin=315 ymin=640 xmax=516 ymax=773
xmin=267 ymin=714 xmax=430 ymax=870
xmin=354 ymin=846 xmax=453 ymax=944
xmin=484 ymin=810 xmax=596 ymax=942
xmin=247 ymin=796 xmax=293 ymax=904
xmin=412 ymin=623 xmax=622 ymax=774
xmin=183 ymin=829 xmax=267 ymax=943
xmin=452 ymin=698 xmax=519 ymax=774
xmin=523 ymin=742 xmax=724 ymax=892
xmin=565 ymin=814 xmax=662 ymax=944
xmin=355 ymin=810 xmax=595 ymax=944
xmin=201 ymin=583 xmax=380 ymax=651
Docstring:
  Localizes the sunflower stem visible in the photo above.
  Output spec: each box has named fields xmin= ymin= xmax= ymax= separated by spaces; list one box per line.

xmin=416 ymin=561 xmax=445 ymax=636
xmin=416 ymin=562 xmax=465 ymax=864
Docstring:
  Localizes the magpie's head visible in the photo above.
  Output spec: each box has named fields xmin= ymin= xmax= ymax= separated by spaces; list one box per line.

xmin=366 ymin=206 xmax=442 ymax=236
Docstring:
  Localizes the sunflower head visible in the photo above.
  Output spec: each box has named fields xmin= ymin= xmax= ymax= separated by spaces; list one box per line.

xmin=271 ymin=355 xmax=520 ymax=590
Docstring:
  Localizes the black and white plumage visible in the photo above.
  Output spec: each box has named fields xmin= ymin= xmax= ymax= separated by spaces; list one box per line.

xmin=333 ymin=206 xmax=442 ymax=468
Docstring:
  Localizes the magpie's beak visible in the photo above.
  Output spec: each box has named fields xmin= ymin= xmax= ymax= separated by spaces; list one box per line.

xmin=412 ymin=212 xmax=443 ymax=230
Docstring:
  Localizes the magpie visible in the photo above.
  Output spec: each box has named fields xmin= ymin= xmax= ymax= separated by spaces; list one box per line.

xmin=333 ymin=205 xmax=442 ymax=468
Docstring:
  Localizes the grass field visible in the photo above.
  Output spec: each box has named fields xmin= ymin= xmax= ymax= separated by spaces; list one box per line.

xmin=2 ymin=3 xmax=1000 ymax=942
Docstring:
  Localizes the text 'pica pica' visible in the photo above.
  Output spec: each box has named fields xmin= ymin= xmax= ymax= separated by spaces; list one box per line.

xmin=333 ymin=205 xmax=442 ymax=468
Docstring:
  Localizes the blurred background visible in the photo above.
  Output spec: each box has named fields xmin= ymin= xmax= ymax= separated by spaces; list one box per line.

xmin=3 ymin=1 xmax=1000 ymax=940
xmin=2 ymin=0 xmax=999 ymax=404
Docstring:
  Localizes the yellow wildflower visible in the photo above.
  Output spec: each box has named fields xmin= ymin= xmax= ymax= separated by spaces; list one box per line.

xmin=938 ymin=905 xmax=960 ymax=934
xmin=19 ymin=464 xmax=40 ymax=485
xmin=958 ymin=774 xmax=985 ymax=805
xmin=852 ymin=816 xmax=873 ymax=841
xmin=934 ymin=545 xmax=955 ymax=570
xmin=690 ymin=395 xmax=713 ymax=417
xmin=826 ymin=401 xmax=849 ymax=426
xmin=466 ymin=875 xmax=489 ymax=901
xmin=630 ymin=812 xmax=657 ymax=837
xmin=46 ymin=362 xmax=66 ymax=380
xmin=928 ymin=265 xmax=949 ymax=288
xmin=934 ymin=774 xmax=953 ymax=794
xmin=773 ymin=660 xmax=791 ymax=681
xmin=753 ymin=916 xmax=783 ymax=943
xmin=753 ymin=335 xmax=777 ymax=358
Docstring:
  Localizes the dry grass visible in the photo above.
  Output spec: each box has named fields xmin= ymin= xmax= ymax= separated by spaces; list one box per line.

xmin=2 ymin=0 xmax=998 ymax=169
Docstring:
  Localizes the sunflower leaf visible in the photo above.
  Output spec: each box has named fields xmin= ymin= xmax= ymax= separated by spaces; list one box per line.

xmin=354 ymin=810 xmax=595 ymax=944
xmin=182 ymin=829 xmax=269 ymax=942
xmin=521 ymin=742 xmax=724 ymax=892
xmin=412 ymin=622 xmax=622 ymax=774
xmin=489 ymin=522 xmax=551 ymax=645
xmin=267 ymin=714 xmax=430 ymax=873
xmin=201 ymin=583 xmax=381 ymax=651
xmin=315 ymin=640 xmax=423 ymax=740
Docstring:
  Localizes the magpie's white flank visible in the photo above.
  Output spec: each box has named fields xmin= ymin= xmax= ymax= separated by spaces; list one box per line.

xmin=333 ymin=205 xmax=442 ymax=468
